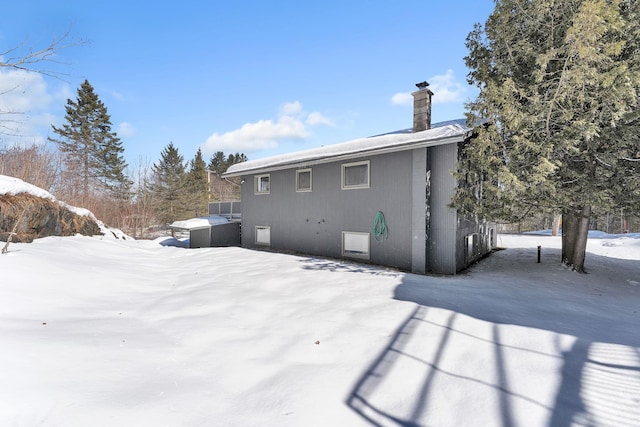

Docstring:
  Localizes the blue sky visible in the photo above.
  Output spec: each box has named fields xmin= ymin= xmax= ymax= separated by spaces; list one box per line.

xmin=1 ymin=1 xmax=495 ymax=168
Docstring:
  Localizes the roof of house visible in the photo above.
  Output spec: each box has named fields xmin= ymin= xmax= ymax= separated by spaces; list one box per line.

xmin=169 ymin=215 xmax=230 ymax=231
xmin=223 ymin=119 xmax=471 ymax=177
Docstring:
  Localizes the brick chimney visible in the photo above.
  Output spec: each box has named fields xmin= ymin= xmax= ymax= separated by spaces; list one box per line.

xmin=412 ymin=81 xmax=433 ymax=132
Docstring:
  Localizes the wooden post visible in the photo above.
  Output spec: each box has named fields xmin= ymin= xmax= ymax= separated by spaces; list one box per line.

xmin=537 ymin=245 xmax=541 ymax=263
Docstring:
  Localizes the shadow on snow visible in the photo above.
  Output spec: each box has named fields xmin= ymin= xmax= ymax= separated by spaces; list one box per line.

xmin=341 ymin=247 xmax=640 ymax=427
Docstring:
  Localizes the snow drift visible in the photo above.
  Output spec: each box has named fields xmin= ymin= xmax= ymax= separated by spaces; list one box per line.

xmin=1 ymin=174 xmax=639 ymax=426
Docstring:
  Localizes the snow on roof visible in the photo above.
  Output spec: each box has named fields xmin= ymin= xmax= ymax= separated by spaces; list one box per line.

xmin=169 ymin=216 xmax=230 ymax=230
xmin=224 ymin=122 xmax=470 ymax=177
xmin=0 ymin=175 xmax=56 ymax=200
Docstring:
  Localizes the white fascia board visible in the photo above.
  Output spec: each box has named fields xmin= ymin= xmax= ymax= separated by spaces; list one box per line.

xmin=223 ymin=133 xmax=466 ymax=178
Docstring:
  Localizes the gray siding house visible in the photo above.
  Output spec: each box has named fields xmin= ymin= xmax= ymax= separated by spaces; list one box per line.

xmin=223 ymin=83 xmax=494 ymax=274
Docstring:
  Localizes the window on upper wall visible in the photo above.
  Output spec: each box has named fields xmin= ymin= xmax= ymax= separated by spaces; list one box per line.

xmin=296 ymin=169 xmax=312 ymax=192
xmin=341 ymin=160 xmax=370 ymax=190
xmin=254 ymin=174 xmax=270 ymax=194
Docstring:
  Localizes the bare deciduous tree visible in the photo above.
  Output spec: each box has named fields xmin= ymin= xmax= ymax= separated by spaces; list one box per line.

xmin=0 ymin=143 xmax=62 ymax=192
xmin=0 ymin=31 xmax=79 ymax=78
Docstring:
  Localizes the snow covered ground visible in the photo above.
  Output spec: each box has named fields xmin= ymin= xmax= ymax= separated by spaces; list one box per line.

xmin=1 ymin=231 xmax=639 ymax=426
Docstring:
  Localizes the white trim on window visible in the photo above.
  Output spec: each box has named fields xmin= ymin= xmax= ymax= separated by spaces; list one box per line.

xmin=341 ymin=160 xmax=370 ymax=190
xmin=255 ymin=226 xmax=271 ymax=246
xmin=342 ymin=231 xmax=370 ymax=259
xmin=296 ymin=168 xmax=312 ymax=192
xmin=254 ymin=174 xmax=270 ymax=194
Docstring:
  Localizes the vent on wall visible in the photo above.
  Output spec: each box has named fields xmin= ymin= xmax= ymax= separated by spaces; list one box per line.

xmin=342 ymin=231 xmax=370 ymax=259
xmin=256 ymin=226 xmax=271 ymax=246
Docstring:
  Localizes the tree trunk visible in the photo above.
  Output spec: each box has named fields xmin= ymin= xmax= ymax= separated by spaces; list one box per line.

xmin=551 ymin=213 xmax=561 ymax=236
xmin=561 ymin=205 xmax=591 ymax=273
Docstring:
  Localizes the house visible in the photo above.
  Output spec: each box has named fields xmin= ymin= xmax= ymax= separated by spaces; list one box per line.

xmin=222 ymin=82 xmax=495 ymax=274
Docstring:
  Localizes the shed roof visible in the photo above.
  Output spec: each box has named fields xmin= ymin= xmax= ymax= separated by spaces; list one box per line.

xmin=223 ymin=120 xmax=471 ymax=177
xmin=169 ymin=215 xmax=230 ymax=231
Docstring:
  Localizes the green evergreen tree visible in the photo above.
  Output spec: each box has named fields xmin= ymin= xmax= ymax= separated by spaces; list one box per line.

xmin=455 ymin=0 xmax=640 ymax=272
xmin=97 ymin=113 xmax=132 ymax=202
xmin=207 ymin=151 xmax=247 ymax=175
xmin=49 ymin=80 xmax=131 ymax=205
xmin=208 ymin=151 xmax=227 ymax=175
xmin=150 ymin=143 xmax=188 ymax=224
xmin=185 ymin=148 xmax=210 ymax=217
xmin=226 ymin=152 xmax=248 ymax=171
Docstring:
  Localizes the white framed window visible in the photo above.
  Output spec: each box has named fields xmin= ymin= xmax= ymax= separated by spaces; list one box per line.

xmin=254 ymin=174 xmax=270 ymax=194
xmin=342 ymin=231 xmax=370 ymax=259
xmin=255 ymin=226 xmax=271 ymax=246
xmin=296 ymin=168 xmax=312 ymax=192
xmin=341 ymin=160 xmax=370 ymax=190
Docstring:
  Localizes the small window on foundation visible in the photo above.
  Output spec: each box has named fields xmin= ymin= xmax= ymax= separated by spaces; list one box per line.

xmin=255 ymin=226 xmax=271 ymax=246
xmin=342 ymin=231 xmax=370 ymax=259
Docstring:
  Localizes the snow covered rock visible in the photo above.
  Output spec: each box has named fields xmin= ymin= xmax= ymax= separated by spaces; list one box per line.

xmin=0 ymin=175 xmax=103 ymax=242
xmin=0 ymin=193 xmax=102 ymax=242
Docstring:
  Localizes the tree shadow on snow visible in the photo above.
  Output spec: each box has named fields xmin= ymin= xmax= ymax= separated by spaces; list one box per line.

xmin=346 ymin=247 xmax=640 ymax=427
xmin=299 ymin=257 xmax=400 ymax=277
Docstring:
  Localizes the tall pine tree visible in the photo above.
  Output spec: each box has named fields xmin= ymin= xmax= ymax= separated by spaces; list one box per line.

xmin=456 ymin=0 xmax=640 ymax=272
xmin=185 ymin=148 xmax=210 ymax=217
xmin=150 ymin=143 xmax=188 ymax=224
xmin=49 ymin=80 xmax=131 ymax=205
xmin=208 ymin=151 xmax=227 ymax=175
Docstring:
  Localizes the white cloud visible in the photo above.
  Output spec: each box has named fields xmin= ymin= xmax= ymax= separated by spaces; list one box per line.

xmin=390 ymin=69 xmax=467 ymax=106
xmin=429 ymin=69 xmax=466 ymax=104
xmin=117 ymin=122 xmax=136 ymax=137
xmin=280 ymin=101 xmax=302 ymax=116
xmin=54 ymin=84 xmax=74 ymax=104
xmin=0 ymin=69 xmax=54 ymax=143
xmin=0 ymin=69 xmax=51 ymax=111
xmin=391 ymin=92 xmax=413 ymax=106
xmin=306 ymin=111 xmax=335 ymax=127
xmin=202 ymin=101 xmax=333 ymax=155
xmin=203 ymin=116 xmax=309 ymax=153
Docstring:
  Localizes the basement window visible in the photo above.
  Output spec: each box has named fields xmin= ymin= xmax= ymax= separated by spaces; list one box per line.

xmin=296 ymin=169 xmax=312 ymax=192
xmin=254 ymin=174 xmax=270 ymax=194
xmin=341 ymin=160 xmax=370 ymax=190
xmin=342 ymin=231 xmax=370 ymax=260
xmin=255 ymin=226 xmax=271 ymax=246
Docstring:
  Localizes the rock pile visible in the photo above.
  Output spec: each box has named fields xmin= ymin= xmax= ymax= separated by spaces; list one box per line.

xmin=0 ymin=193 xmax=102 ymax=243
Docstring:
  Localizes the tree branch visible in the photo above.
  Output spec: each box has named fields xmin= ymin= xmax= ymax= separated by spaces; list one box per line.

xmin=0 ymin=30 xmax=85 ymax=79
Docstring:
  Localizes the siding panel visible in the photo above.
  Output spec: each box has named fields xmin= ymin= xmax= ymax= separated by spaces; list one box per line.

xmin=428 ymin=144 xmax=458 ymax=274
xmin=240 ymin=151 xmax=414 ymax=270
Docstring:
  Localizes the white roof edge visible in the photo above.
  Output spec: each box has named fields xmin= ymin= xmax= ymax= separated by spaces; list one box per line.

xmin=223 ymin=124 xmax=470 ymax=177
xmin=169 ymin=215 xmax=230 ymax=230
